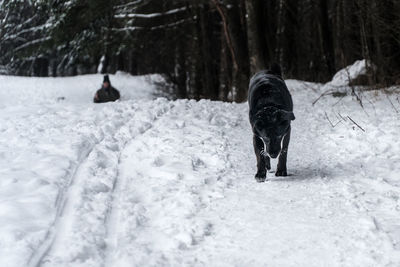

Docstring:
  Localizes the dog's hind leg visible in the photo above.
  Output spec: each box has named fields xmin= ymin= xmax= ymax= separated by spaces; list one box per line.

xmin=276 ymin=126 xmax=291 ymax=176
xmin=253 ymin=135 xmax=267 ymax=182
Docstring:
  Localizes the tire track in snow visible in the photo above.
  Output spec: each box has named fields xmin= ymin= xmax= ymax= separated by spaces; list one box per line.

xmin=32 ymin=99 xmax=173 ymax=267
xmin=28 ymin=105 xmax=125 ymax=267
xmin=28 ymin=139 xmax=97 ymax=267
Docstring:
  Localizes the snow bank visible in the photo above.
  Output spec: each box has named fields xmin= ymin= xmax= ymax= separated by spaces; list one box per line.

xmin=322 ymin=59 xmax=373 ymax=93
xmin=331 ymin=59 xmax=369 ymax=86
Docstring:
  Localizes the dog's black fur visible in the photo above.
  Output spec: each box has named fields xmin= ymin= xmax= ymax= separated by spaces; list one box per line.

xmin=248 ymin=64 xmax=295 ymax=182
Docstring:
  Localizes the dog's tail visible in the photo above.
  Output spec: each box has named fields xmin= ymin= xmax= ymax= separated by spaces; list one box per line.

xmin=269 ymin=63 xmax=282 ymax=77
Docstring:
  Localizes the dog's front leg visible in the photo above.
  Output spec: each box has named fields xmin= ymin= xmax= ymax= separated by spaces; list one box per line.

xmin=253 ymin=135 xmax=267 ymax=182
xmin=276 ymin=126 xmax=291 ymax=176
xmin=265 ymin=155 xmax=271 ymax=171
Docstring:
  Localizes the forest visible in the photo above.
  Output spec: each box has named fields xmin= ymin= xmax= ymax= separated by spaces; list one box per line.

xmin=1 ymin=0 xmax=399 ymax=101
xmin=2 ymin=1 xmax=400 ymax=265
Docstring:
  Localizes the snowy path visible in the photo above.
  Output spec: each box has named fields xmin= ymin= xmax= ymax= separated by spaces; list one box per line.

xmin=1 ymin=75 xmax=400 ymax=266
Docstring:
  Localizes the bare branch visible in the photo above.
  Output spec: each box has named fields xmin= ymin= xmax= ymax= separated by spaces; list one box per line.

xmin=115 ymin=7 xmax=187 ymax=19
xmin=211 ymin=0 xmax=239 ymax=71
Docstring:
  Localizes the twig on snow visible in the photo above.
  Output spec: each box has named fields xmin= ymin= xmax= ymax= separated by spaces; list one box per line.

xmin=387 ymin=95 xmax=399 ymax=113
xmin=347 ymin=116 xmax=365 ymax=132
xmin=324 ymin=112 xmax=341 ymax=128
xmin=337 ymin=112 xmax=347 ymax=122
xmin=334 ymin=112 xmax=343 ymax=122
xmin=312 ymin=90 xmax=332 ymax=106
xmin=332 ymin=94 xmax=346 ymax=107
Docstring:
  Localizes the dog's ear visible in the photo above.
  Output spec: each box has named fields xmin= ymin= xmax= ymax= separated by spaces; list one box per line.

xmin=280 ymin=110 xmax=295 ymax=121
xmin=269 ymin=63 xmax=282 ymax=77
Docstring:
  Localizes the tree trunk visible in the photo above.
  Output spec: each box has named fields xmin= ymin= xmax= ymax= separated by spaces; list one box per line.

xmin=176 ymin=38 xmax=188 ymax=99
xmin=245 ymin=0 xmax=266 ymax=74
xmin=275 ymin=0 xmax=286 ymax=65
xmin=318 ymin=0 xmax=336 ymax=76
xmin=199 ymin=5 xmax=218 ymax=100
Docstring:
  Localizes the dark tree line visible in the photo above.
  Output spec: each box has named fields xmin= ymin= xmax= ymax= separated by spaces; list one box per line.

xmin=1 ymin=0 xmax=399 ymax=102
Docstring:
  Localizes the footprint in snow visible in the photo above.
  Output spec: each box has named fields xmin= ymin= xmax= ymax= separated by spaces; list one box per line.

xmin=153 ymin=156 xmax=165 ymax=167
xmin=191 ymin=157 xmax=206 ymax=171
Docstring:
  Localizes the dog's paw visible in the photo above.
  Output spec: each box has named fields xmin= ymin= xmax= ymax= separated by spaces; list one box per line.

xmin=275 ymin=170 xmax=287 ymax=177
xmin=255 ymin=172 xmax=267 ymax=183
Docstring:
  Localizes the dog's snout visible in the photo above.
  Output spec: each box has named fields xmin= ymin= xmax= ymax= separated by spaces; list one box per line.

xmin=269 ymin=151 xmax=280 ymax=158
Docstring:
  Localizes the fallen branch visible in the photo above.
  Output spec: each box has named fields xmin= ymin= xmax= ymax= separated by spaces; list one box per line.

xmin=347 ymin=116 xmax=365 ymax=132
xmin=312 ymin=90 xmax=332 ymax=106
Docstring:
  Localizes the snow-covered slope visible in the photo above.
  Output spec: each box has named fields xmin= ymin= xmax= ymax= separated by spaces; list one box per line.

xmin=0 ymin=74 xmax=399 ymax=267
xmin=0 ymin=72 xmax=164 ymax=107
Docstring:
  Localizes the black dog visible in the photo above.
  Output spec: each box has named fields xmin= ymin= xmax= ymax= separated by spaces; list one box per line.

xmin=248 ymin=64 xmax=295 ymax=182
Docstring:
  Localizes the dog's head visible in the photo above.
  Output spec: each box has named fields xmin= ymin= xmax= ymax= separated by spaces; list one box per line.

xmin=265 ymin=63 xmax=282 ymax=78
xmin=252 ymin=106 xmax=295 ymax=158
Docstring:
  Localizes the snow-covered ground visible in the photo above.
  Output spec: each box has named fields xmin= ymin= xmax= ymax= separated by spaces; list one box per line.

xmin=0 ymin=72 xmax=399 ymax=267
